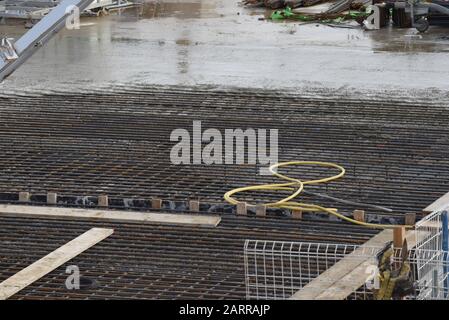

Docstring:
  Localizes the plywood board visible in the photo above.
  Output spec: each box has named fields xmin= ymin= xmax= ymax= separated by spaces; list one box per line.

xmin=0 ymin=204 xmax=221 ymax=227
xmin=0 ymin=227 xmax=113 ymax=300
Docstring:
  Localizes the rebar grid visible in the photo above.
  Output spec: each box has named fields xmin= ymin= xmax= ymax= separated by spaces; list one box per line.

xmin=0 ymin=87 xmax=448 ymax=217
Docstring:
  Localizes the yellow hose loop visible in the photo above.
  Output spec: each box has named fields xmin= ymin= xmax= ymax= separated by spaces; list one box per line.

xmin=224 ymin=161 xmax=413 ymax=230
xmin=270 ymin=161 xmax=346 ymax=185
xmin=224 ymin=181 xmax=304 ymax=207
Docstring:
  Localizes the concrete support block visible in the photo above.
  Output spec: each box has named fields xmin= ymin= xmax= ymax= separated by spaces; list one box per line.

xmin=405 ymin=213 xmax=416 ymax=226
xmin=255 ymin=205 xmax=266 ymax=217
xmin=292 ymin=209 xmax=302 ymax=219
xmin=98 ymin=195 xmax=109 ymax=207
xmin=19 ymin=192 xmax=30 ymax=203
xmin=236 ymin=202 xmax=247 ymax=216
xmin=152 ymin=199 xmax=162 ymax=210
xmin=353 ymin=209 xmax=365 ymax=222
xmin=47 ymin=192 xmax=57 ymax=205
xmin=189 ymin=200 xmax=200 ymax=212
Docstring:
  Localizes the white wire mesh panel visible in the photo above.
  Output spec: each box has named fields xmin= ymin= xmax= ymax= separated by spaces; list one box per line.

xmin=416 ymin=210 xmax=443 ymax=253
xmin=244 ymin=240 xmax=384 ymax=300
xmin=415 ymin=209 xmax=449 ymax=300
xmin=413 ymin=249 xmax=449 ymax=300
xmin=244 ymin=239 xmax=449 ymax=300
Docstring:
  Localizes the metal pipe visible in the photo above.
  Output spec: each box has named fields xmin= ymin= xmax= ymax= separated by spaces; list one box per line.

xmin=0 ymin=0 xmax=94 ymax=82
xmin=423 ymin=2 xmax=449 ymax=16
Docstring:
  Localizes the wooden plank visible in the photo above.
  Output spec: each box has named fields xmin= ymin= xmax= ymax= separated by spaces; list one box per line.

xmin=0 ymin=204 xmax=221 ymax=227
xmin=313 ymin=258 xmax=376 ymax=300
xmin=290 ymin=230 xmax=393 ymax=300
xmin=424 ymin=191 xmax=449 ymax=213
xmin=0 ymin=227 xmax=113 ymax=300
xmin=290 ymin=229 xmax=420 ymax=300
xmin=315 ymin=230 xmax=422 ymax=300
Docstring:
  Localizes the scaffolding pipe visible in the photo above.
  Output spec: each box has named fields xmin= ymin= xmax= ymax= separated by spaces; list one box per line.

xmin=0 ymin=0 xmax=94 ymax=82
xmin=425 ymin=3 xmax=449 ymax=16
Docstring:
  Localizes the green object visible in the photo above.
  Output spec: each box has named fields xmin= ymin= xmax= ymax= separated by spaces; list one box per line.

xmin=349 ymin=10 xmax=369 ymax=18
xmin=271 ymin=7 xmax=313 ymax=21
xmin=333 ymin=17 xmax=345 ymax=23
xmin=270 ymin=6 xmax=369 ymax=23
xmin=271 ymin=7 xmax=294 ymax=20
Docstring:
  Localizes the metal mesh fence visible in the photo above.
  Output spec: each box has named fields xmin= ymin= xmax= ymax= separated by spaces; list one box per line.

xmin=415 ymin=208 xmax=449 ymax=300
xmin=244 ymin=240 xmax=379 ymax=300
xmin=244 ymin=239 xmax=449 ymax=300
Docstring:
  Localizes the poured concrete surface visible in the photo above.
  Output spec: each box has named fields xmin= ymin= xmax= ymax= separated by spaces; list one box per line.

xmin=1 ymin=0 xmax=449 ymax=92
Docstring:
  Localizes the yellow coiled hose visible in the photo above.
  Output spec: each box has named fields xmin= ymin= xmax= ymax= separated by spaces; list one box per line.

xmin=224 ymin=161 xmax=412 ymax=229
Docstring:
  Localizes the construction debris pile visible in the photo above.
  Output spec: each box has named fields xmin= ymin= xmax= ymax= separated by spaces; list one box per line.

xmin=243 ymin=0 xmax=319 ymax=8
xmin=270 ymin=5 xmax=367 ymax=24
xmin=243 ymin=0 xmax=359 ymax=10
xmin=243 ymin=0 xmax=449 ymax=31
xmin=0 ymin=0 xmax=134 ymax=21
xmin=243 ymin=0 xmax=370 ymax=24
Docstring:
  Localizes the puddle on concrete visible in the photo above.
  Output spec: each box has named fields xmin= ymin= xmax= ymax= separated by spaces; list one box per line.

xmin=138 ymin=0 xmax=220 ymax=19
xmin=367 ymin=26 xmax=449 ymax=53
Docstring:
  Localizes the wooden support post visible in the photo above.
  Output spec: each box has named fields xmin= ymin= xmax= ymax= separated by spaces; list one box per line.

xmin=292 ymin=209 xmax=302 ymax=220
xmin=18 ymin=192 xmax=30 ymax=203
xmin=151 ymin=198 xmax=162 ymax=210
xmin=189 ymin=200 xmax=200 ymax=212
xmin=47 ymin=192 xmax=57 ymax=205
xmin=236 ymin=202 xmax=247 ymax=216
xmin=98 ymin=195 xmax=108 ymax=207
xmin=405 ymin=213 xmax=416 ymax=226
xmin=393 ymin=226 xmax=406 ymax=249
xmin=353 ymin=210 xmax=365 ymax=222
xmin=255 ymin=205 xmax=266 ymax=217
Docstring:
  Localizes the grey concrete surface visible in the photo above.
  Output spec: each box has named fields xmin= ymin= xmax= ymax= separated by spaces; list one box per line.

xmin=1 ymin=0 xmax=449 ymax=93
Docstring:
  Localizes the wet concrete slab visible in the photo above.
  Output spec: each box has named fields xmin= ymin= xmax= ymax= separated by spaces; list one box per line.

xmin=1 ymin=0 xmax=449 ymax=92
